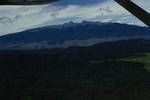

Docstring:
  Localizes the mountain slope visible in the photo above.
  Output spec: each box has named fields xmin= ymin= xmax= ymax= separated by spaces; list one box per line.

xmin=0 ymin=21 xmax=150 ymax=50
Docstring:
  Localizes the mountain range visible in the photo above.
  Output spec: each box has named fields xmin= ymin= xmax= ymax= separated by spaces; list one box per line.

xmin=0 ymin=21 xmax=150 ymax=50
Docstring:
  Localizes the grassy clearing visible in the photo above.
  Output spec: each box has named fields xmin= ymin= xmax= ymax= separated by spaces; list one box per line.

xmin=121 ymin=53 xmax=150 ymax=72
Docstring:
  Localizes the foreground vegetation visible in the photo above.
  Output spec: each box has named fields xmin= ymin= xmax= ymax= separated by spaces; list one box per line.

xmin=0 ymin=39 xmax=150 ymax=100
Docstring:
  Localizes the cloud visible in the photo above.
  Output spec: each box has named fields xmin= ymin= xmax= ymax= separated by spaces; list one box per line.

xmin=0 ymin=0 xmax=149 ymax=36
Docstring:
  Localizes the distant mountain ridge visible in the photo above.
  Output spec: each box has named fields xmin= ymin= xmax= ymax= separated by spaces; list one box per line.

xmin=0 ymin=21 xmax=150 ymax=50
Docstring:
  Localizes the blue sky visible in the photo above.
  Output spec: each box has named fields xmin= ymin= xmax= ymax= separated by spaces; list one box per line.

xmin=55 ymin=0 xmax=105 ymax=5
xmin=0 ymin=0 xmax=149 ymax=36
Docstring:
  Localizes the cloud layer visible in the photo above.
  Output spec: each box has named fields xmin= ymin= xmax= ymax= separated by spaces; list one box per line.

xmin=0 ymin=0 xmax=149 ymax=36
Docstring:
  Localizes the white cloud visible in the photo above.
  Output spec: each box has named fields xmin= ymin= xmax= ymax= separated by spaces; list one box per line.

xmin=0 ymin=0 xmax=149 ymax=36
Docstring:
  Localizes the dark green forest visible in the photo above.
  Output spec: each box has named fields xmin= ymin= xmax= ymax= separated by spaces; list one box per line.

xmin=0 ymin=39 xmax=150 ymax=100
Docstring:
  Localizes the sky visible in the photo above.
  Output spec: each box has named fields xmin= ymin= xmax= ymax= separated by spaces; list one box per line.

xmin=0 ymin=0 xmax=149 ymax=36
